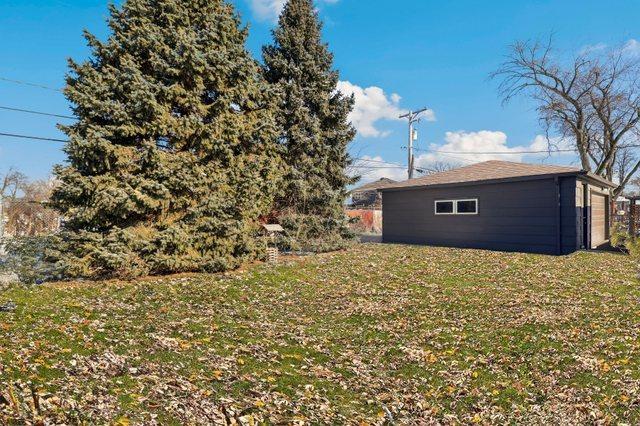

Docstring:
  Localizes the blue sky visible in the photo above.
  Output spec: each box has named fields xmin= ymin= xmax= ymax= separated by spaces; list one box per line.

xmin=1 ymin=0 xmax=639 ymax=182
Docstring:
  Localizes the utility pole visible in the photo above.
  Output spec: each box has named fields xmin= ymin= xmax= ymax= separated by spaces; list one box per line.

xmin=399 ymin=107 xmax=429 ymax=179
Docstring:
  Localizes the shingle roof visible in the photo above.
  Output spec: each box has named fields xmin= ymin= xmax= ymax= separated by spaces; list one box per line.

xmin=351 ymin=177 xmax=397 ymax=193
xmin=379 ymin=160 xmax=615 ymax=190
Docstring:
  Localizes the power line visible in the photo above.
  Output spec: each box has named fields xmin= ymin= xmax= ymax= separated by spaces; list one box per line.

xmin=0 ymin=76 xmax=63 ymax=92
xmin=353 ymin=157 xmax=406 ymax=167
xmin=0 ymin=138 xmax=418 ymax=166
xmin=400 ymin=146 xmax=476 ymax=166
xmin=409 ymin=142 xmax=640 ymax=156
xmin=0 ymin=106 xmax=74 ymax=120
xmin=0 ymin=132 xmax=68 ymax=143
xmin=351 ymin=159 xmax=438 ymax=175
xmin=412 ymin=146 xmax=576 ymax=155
xmin=350 ymin=165 xmax=406 ymax=170
xmin=434 ymin=152 xmax=476 ymax=165
xmin=353 ymin=156 xmax=465 ymax=174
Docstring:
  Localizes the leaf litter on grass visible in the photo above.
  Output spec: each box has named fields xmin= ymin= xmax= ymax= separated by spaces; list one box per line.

xmin=0 ymin=244 xmax=639 ymax=424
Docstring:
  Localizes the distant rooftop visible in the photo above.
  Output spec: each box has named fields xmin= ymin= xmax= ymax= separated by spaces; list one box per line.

xmin=380 ymin=160 xmax=615 ymax=190
xmin=351 ymin=177 xmax=397 ymax=193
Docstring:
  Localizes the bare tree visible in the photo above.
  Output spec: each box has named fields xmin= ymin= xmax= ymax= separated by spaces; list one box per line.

xmin=492 ymin=38 xmax=640 ymax=196
xmin=0 ymin=169 xmax=28 ymax=201
xmin=588 ymin=51 xmax=640 ymax=187
xmin=628 ymin=175 xmax=640 ymax=196
xmin=492 ymin=38 xmax=597 ymax=170
xmin=613 ymin=147 xmax=638 ymax=194
xmin=419 ymin=161 xmax=460 ymax=175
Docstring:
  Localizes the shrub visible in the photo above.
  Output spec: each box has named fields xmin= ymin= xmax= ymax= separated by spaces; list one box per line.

xmin=610 ymin=223 xmax=628 ymax=249
xmin=626 ymin=237 xmax=640 ymax=261
xmin=278 ymin=212 xmax=357 ymax=253
xmin=0 ymin=236 xmax=60 ymax=284
xmin=607 ymin=222 xmax=640 ymax=261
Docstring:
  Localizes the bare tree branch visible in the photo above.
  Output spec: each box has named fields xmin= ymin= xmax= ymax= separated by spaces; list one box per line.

xmin=492 ymin=37 xmax=640 ymax=195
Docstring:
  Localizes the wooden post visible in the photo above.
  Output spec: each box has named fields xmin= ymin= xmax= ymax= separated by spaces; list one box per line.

xmin=630 ymin=199 xmax=637 ymax=237
xmin=610 ymin=198 xmax=616 ymax=228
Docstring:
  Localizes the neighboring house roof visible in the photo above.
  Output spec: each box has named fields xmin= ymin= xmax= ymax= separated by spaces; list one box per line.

xmin=351 ymin=177 xmax=397 ymax=193
xmin=379 ymin=160 xmax=616 ymax=191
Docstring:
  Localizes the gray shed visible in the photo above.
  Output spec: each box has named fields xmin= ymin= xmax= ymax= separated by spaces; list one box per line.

xmin=379 ymin=161 xmax=617 ymax=255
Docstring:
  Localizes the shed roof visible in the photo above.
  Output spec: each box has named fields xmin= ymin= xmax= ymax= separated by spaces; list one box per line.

xmin=351 ymin=177 xmax=397 ymax=193
xmin=379 ymin=160 xmax=616 ymax=191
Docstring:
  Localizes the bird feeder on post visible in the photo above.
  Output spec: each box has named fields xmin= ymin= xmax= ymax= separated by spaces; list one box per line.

xmin=261 ymin=224 xmax=284 ymax=264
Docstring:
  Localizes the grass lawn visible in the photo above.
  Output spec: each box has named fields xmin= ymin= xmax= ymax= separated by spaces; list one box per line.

xmin=1 ymin=244 xmax=639 ymax=424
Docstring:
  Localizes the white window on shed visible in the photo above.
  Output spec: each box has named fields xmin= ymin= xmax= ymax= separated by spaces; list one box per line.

xmin=435 ymin=199 xmax=478 ymax=215
xmin=435 ymin=200 xmax=455 ymax=214
xmin=456 ymin=199 xmax=478 ymax=214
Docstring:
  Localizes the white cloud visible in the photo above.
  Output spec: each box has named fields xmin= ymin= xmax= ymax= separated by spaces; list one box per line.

xmin=248 ymin=0 xmax=338 ymax=22
xmin=420 ymin=130 xmax=517 ymax=164
xmin=412 ymin=131 xmax=575 ymax=168
xmin=248 ymin=0 xmax=286 ymax=21
xmin=622 ymin=39 xmax=640 ymax=56
xmin=580 ymin=39 xmax=640 ymax=57
xmin=351 ymin=132 xmax=577 ymax=183
xmin=579 ymin=42 xmax=608 ymax=56
xmin=527 ymin=134 xmax=574 ymax=154
xmin=337 ymin=80 xmax=435 ymax=138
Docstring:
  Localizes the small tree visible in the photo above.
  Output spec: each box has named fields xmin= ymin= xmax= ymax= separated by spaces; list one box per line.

xmin=50 ymin=0 xmax=281 ymax=279
xmin=263 ymin=0 xmax=357 ymax=251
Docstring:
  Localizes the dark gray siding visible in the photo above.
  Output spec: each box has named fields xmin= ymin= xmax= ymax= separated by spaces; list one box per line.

xmin=382 ymin=178 xmax=579 ymax=255
xmin=559 ymin=176 xmax=580 ymax=254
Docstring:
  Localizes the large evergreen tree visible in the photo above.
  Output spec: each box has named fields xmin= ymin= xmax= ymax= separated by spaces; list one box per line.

xmin=263 ymin=0 xmax=357 ymax=251
xmin=50 ymin=0 xmax=281 ymax=279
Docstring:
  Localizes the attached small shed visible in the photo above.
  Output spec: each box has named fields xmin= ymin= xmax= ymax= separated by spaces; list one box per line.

xmin=379 ymin=161 xmax=616 ymax=255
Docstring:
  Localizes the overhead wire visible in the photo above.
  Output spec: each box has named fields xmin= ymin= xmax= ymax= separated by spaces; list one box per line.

xmin=352 ymin=157 xmax=406 ymax=167
xmin=0 ymin=132 xmax=68 ymax=143
xmin=0 ymin=105 xmax=74 ymax=120
xmin=4 ymin=85 xmax=638 ymax=171
xmin=0 ymin=76 xmax=63 ymax=92
xmin=412 ymin=146 xmax=577 ymax=155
